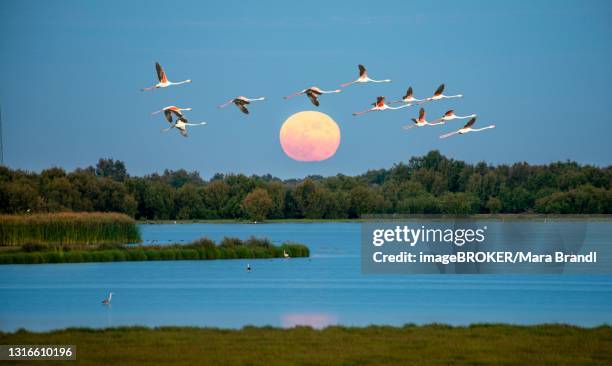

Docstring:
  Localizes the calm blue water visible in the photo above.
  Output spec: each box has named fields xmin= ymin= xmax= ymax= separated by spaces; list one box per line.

xmin=0 ymin=223 xmax=611 ymax=331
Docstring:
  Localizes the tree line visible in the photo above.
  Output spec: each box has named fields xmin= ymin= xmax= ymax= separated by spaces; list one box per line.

xmin=1 ymin=151 xmax=610 ymax=220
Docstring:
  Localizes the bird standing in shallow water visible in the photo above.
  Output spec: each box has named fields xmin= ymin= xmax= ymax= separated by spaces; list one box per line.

xmin=102 ymin=292 xmax=113 ymax=305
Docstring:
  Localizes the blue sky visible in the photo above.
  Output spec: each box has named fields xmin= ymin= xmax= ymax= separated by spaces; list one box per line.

xmin=0 ymin=0 xmax=611 ymax=178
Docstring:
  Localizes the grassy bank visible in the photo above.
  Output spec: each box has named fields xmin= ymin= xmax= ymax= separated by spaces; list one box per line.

xmin=1 ymin=324 xmax=610 ymax=365
xmin=0 ymin=237 xmax=309 ymax=265
xmin=0 ymin=212 xmax=141 ymax=246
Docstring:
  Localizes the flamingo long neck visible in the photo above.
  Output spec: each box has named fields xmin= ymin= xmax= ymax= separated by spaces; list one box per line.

xmin=444 ymin=94 xmax=463 ymax=99
xmin=219 ymin=99 xmax=234 ymax=108
xmin=108 ymin=293 xmax=112 ymax=301
xmin=320 ymin=89 xmax=341 ymax=94
xmin=181 ymin=108 xmax=192 ymax=111
xmin=284 ymin=91 xmax=304 ymax=99
xmin=456 ymin=114 xmax=476 ymax=119
xmin=249 ymin=97 xmax=266 ymax=101
xmin=370 ymin=78 xmax=391 ymax=83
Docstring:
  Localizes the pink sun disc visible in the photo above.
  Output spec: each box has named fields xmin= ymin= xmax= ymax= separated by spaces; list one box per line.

xmin=279 ymin=111 xmax=341 ymax=162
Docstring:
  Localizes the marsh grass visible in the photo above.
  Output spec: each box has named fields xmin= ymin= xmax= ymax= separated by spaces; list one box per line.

xmin=0 ymin=212 xmax=141 ymax=246
xmin=0 ymin=324 xmax=610 ymax=365
xmin=0 ymin=236 xmax=309 ymax=264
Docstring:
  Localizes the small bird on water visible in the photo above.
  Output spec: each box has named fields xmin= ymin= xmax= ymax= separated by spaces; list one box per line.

xmin=102 ymin=292 xmax=113 ymax=305
xmin=246 ymin=264 xmax=251 ymax=272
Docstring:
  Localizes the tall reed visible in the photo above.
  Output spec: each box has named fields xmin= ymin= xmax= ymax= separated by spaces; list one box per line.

xmin=0 ymin=236 xmax=309 ymax=264
xmin=0 ymin=212 xmax=141 ymax=246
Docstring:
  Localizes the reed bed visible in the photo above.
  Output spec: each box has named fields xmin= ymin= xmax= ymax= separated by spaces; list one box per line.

xmin=0 ymin=212 xmax=141 ymax=246
xmin=1 ymin=324 xmax=610 ymax=365
xmin=0 ymin=236 xmax=309 ymax=264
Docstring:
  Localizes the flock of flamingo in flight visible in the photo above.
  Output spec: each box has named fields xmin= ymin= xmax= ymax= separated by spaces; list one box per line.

xmin=142 ymin=62 xmax=495 ymax=138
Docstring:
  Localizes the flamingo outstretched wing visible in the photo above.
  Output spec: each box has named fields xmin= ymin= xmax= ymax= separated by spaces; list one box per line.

xmin=434 ymin=83 xmax=445 ymax=96
xmin=307 ymin=92 xmax=320 ymax=106
xmin=464 ymin=117 xmax=477 ymax=128
xmin=358 ymin=64 xmax=367 ymax=77
xmin=156 ymin=62 xmax=168 ymax=83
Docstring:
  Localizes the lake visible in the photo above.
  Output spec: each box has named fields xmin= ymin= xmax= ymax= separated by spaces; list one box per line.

xmin=0 ymin=222 xmax=611 ymax=331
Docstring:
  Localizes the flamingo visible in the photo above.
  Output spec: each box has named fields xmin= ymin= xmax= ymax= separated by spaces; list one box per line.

xmin=352 ymin=96 xmax=410 ymax=116
xmin=162 ymin=117 xmax=207 ymax=137
xmin=418 ymin=84 xmax=463 ymax=104
xmin=102 ymin=292 xmax=113 ymax=305
xmin=389 ymin=86 xmax=426 ymax=105
xmin=432 ymin=110 xmax=477 ymax=124
xmin=141 ymin=62 xmax=192 ymax=91
xmin=218 ymin=96 xmax=265 ymax=114
xmin=283 ymin=87 xmax=341 ymax=107
xmin=340 ymin=64 xmax=391 ymax=87
xmin=402 ymin=108 xmax=441 ymax=129
xmin=439 ymin=117 xmax=495 ymax=139
xmin=151 ymin=106 xmax=192 ymax=123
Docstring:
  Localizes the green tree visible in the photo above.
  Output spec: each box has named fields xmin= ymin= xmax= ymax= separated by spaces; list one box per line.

xmin=486 ymin=197 xmax=502 ymax=214
xmin=243 ymin=188 xmax=273 ymax=221
xmin=439 ymin=192 xmax=479 ymax=214
xmin=349 ymin=186 xmax=384 ymax=218
xmin=95 ymin=158 xmax=127 ymax=182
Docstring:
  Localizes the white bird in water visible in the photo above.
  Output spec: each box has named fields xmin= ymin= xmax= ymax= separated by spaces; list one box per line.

xmin=283 ymin=250 xmax=290 ymax=259
xmin=283 ymin=87 xmax=341 ymax=106
xmin=389 ymin=86 xmax=425 ymax=105
xmin=340 ymin=64 xmax=391 ymax=87
xmin=352 ymin=96 xmax=410 ymax=116
xmin=218 ymin=96 xmax=266 ymax=114
xmin=151 ymin=106 xmax=192 ymax=123
xmin=432 ymin=110 xmax=477 ymax=124
xmin=246 ymin=263 xmax=251 ymax=272
xmin=402 ymin=108 xmax=441 ymax=129
xmin=141 ymin=62 xmax=192 ymax=91
xmin=439 ymin=117 xmax=495 ymax=139
xmin=162 ymin=117 xmax=207 ymax=138
xmin=102 ymin=292 xmax=113 ymax=305
xmin=418 ymin=84 xmax=463 ymax=104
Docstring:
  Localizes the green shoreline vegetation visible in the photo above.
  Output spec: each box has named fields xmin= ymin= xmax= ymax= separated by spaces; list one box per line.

xmin=1 ymin=151 xmax=610 ymax=221
xmin=0 ymin=237 xmax=309 ymax=265
xmin=138 ymin=213 xmax=612 ymax=224
xmin=0 ymin=212 xmax=141 ymax=246
xmin=1 ymin=324 xmax=610 ymax=365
